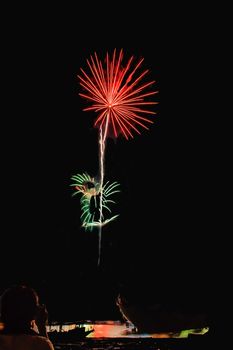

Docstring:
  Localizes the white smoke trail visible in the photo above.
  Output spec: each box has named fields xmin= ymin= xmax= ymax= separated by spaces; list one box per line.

xmin=97 ymin=115 xmax=109 ymax=265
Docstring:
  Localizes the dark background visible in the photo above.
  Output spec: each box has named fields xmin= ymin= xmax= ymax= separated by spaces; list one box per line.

xmin=1 ymin=6 xmax=224 ymax=323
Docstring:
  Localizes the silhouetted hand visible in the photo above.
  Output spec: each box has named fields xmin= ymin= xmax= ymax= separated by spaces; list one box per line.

xmin=35 ymin=304 xmax=49 ymax=338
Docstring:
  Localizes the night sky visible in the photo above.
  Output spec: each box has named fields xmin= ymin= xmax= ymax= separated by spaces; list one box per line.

xmin=1 ymin=8 xmax=223 ymax=323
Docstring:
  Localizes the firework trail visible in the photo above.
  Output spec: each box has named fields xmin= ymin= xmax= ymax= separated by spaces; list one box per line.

xmin=77 ymin=49 xmax=158 ymax=264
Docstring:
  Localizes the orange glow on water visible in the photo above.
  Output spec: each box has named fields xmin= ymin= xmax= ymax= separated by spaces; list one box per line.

xmin=47 ymin=321 xmax=209 ymax=339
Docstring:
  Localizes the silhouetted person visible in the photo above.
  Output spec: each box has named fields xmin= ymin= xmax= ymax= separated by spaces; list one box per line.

xmin=0 ymin=284 xmax=54 ymax=350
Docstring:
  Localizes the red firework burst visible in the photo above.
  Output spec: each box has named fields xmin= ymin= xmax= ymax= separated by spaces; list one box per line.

xmin=78 ymin=49 xmax=158 ymax=140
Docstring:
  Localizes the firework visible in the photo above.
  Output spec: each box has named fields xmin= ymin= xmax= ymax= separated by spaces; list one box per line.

xmin=78 ymin=48 xmax=158 ymax=140
xmin=71 ymin=172 xmax=120 ymax=231
xmin=72 ymin=49 xmax=157 ymax=265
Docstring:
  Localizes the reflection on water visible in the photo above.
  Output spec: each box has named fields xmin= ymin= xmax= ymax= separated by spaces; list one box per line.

xmin=47 ymin=320 xmax=209 ymax=338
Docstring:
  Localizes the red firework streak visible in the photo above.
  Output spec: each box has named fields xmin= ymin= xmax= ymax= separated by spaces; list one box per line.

xmin=78 ymin=48 xmax=158 ymax=140
xmin=77 ymin=49 xmax=158 ymax=265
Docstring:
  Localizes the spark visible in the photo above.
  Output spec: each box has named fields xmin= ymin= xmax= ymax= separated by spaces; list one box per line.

xmin=70 ymin=172 xmax=120 ymax=234
xmin=78 ymin=48 xmax=158 ymax=140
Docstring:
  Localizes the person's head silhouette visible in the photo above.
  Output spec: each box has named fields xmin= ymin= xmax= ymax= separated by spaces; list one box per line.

xmin=0 ymin=285 xmax=54 ymax=349
xmin=0 ymin=285 xmax=39 ymax=333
